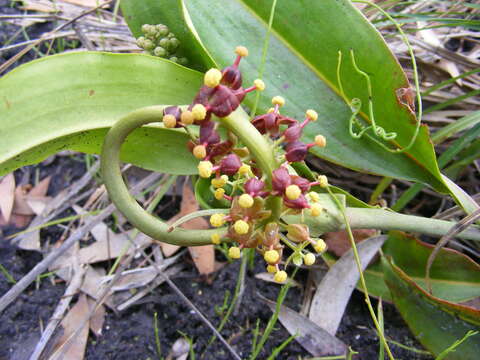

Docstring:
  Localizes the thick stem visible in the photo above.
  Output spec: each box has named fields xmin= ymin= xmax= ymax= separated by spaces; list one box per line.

xmin=346 ymin=208 xmax=480 ymax=241
xmin=101 ymin=106 xmax=222 ymax=246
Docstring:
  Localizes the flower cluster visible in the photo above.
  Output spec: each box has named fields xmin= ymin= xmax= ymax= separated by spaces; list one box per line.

xmin=136 ymin=24 xmax=188 ymax=65
xmin=166 ymin=46 xmax=329 ymax=282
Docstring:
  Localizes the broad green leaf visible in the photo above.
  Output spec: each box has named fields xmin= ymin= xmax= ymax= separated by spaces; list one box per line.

xmin=0 ymin=52 xmax=202 ymax=176
xmin=383 ymin=256 xmax=480 ymax=359
xmin=364 ymin=231 xmax=480 ymax=303
xmin=176 ymin=0 xmax=447 ymax=192
xmin=120 ymin=0 xmax=214 ymax=71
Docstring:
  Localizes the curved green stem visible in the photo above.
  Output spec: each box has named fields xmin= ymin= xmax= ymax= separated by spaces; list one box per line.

xmin=101 ymin=106 xmax=223 ymax=246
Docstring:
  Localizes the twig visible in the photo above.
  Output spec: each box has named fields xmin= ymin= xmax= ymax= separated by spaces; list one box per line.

xmin=0 ymin=172 xmax=161 ymax=314
xmin=28 ymin=265 xmax=86 ymax=360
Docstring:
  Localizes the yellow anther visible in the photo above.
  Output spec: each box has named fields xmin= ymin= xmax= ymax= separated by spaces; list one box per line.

xmin=308 ymin=192 xmax=320 ymax=203
xmin=204 ymin=68 xmax=222 ymax=88
xmin=238 ymin=164 xmax=251 ymax=176
xmin=267 ymin=265 xmax=277 ymax=273
xmin=304 ymin=253 xmax=316 ymax=266
xmin=238 ymin=194 xmax=254 ymax=208
xmin=315 ymin=135 xmax=327 ymax=148
xmin=306 ymin=109 xmax=318 ymax=121
xmin=318 ymin=175 xmax=329 ymax=188
xmin=181 ymin=110 xmax=194 ymax=125
xmin=310 ymin=203 xmax=323 ymax=217
xmin=272 ymin=96 xmax=285 ymax=107
xmin=274 ymin=270 xmax=288 ymax=283
xmin=264 ymin=250 xmax=280 ymax=264
xmin=193 ymin=145 xmax=207 ymax=159
xmin=233 ymin=220 xmax=249 ymax=235
xmin=211 ymin=233 xmax=221 ymax=244
xmin=211 ymin=175 xmax=228 ymax=189
xmin=163 ymin=114 xmax=176 ymax=128
xmin=214 ymin=188 xmax=225 ymax=200
xmin=254 ymin=79 xmax=265 ymax=91
xmin=285 ymin=185 xmax=301 ymax=200
xmin=198 ymin=161 xmax=213 ymax=178
xmin=313 ymin=238 xmax=327 ymax=253
xmin=235 ymin=46 xmax=249 ymax=57
xmin=210 ymin=213 xmax=226 ymax=227
xmin=228 ymin=246 xmax=241 ymax=259
xmin=192 ymin=104 xmax=207 ymax=121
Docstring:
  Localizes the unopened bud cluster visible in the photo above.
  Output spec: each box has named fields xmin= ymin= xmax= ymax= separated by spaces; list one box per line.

xmin=136 ymin=24 xmax=188 ymax=65
xmin=166 ymin=46 xmax=328 ymax=283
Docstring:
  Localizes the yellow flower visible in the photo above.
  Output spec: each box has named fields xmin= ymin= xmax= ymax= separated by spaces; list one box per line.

xmin=304 ymin=253 xmax=316 ymax=266
xmin=198 ymin=161 xmax=213 ymax=178
xmin=163 ymin=114 xmax=176 ymax=128
xmin=306 ymin=109 xmax=318 ymax=121
xmin=214 ymin=188 xmax=225 ymax=200
xmin=310 ymin=203 xmax=323 ymax=217
xmin=308 ymin=192 xmax=320 ymax=203
xmin=192 ymin=104 xmax=207 ymax=121
xmin=273 ymin=270 xmax=287 ymax=283
xmin=233 ymin=220 xmax=249 ymax=235
xmin=238 ymin=194 xmax=254 ymax=208
xmin=318 ymin=175 xmax=328 ymax=188
xmin=254 ymin=79 xmax=265 ymax=91
xmin=204 ymin=68 xmax=222 ymax=88
xmin=264 ymin=250 xmax=280 ymax=264
xmin=267 ymin=265 xmax=277 ymax=273
xmin=211 ymin=233 xmax=221 ymax=244
xmin=235 ymin=46 xmax=249 ymax=57
xmin=313 ymin=239 xmax=327 ymax=253
xmin=193 ymin=145 xmax=207 ymax=159
xmin=210 ymin=213 xmax=226 ymax=227
xmin=181 ymin=110 xmax=194 ymax=125
xmin=315 ymin=134 xmax=326 ymax=148
xmin=285 ymin=185 xmax=301 ymax=200
xmin=272 ymin=96 xmax=285 ymax=107
xmin=228 ymin=246 xmax=241 ymax=259
xmin=238 ymin=163 xmax=251 ymax=176
xmin=211 ymin=175 xmax=228 ymax=189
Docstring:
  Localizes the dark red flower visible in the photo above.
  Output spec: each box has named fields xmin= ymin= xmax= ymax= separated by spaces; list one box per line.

xmin=272 ymin=167 xmax=291 ymax=193
xmin=285 ymin=141 xmax=309 ymax=162
xmin=219 ymin=154 xmax=242 ymax=175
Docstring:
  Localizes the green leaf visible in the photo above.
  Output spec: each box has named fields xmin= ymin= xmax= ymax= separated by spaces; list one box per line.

xmin=120 ymin=0 xmax=214 ymax=71
xmin=178 ymin=0 xmax=447 ymax=192
xmin=0 ymin=52 xmax=203 ymax=176
xmin=365 ymin=231 xmax=480 ymax=303
xmin=383 ymin=256 xmax=480 ymax=359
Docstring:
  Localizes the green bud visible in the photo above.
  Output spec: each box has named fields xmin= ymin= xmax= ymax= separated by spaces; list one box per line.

xmin=156 ymin=24 xmax=169 ymax=37
xmin=153 ymin=46 xmax=167 ymax=57
xmin=169 ymin=38 xmax=180 ymax=50
xmin=178 ymin=57 xmax=188 ymax=65
xmin=141 ymin=24 xmax=151 ymax=34
xmin=167 ymin=32 xmax=175 ymax=39
xmin=169 ymin=56 xmax=179 ymax=63
xmin=143 ymin=38 xmax=155 ymax=50
xmin=136 ymin=36 xmax=146 ymax=48
xmin=159 ymin=38 xmax=169 ymax=49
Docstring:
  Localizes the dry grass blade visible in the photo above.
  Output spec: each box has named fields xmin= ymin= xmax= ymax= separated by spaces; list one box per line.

xmin=426 ymin=208 xmax=480 ymax=294
xmin=0 ymin=173 xmax=15 ymax=223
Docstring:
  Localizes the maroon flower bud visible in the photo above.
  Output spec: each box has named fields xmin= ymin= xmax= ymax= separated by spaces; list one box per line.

xmin=208 ymin=85 xmax=245 ymax=118
xmin=283 ymin=193 xmax=309 ymax=209
xmin=199 ymin=121 xmax=220 ymax=145
xmin=221 ymin=65 xmax=242 ymax=89
xmin=219 ymin=154 xmax=242 ymax=175
xmin=285 ymin=141 xmax=309 ymax=162
xmin=244 ymin=178 xmax=266 ymax=197
xmin=283 ymin=123 xmax=302 ymax=142
xmin=291 ymin=175 xmax=311 ymax=193
xmin=208 ymin=140 xmax=234 ymax=159
xmin=272 ymin=167 xmax=291 ymax=193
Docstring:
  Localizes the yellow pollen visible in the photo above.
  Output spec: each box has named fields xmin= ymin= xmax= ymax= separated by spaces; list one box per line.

xmin=238 ymin=164 xmax=251 ymax=176
xmin=180 ymin=110 xmax=194 ymax=125
xmin=210 ymin=213 xmax=226 ymax=227
xmin=274 ymin=270 xmax=288 ymax=283
xmin=235 ymin=46 xmax=249 ymax=57
xmin=285 ymin=185 xmax=301 ymax=200
xmin=264 ymin=250 xmax=280 ymax=264
xmin=193 ymin=145 xmax=207 ymax=159
xmin=233 ymin=220 xmax=249 ymax=235
xmin=267 ymin=265 xmax=277 ymax=273
xmin=306 ymin=109 xmax=318 ymax=121
xmin=304 ymin=253 xmax=316 ymax=266
xmin=315 ymin=134 xmax=326 ymax=148
xmin=163 ymin=114 xmax=176 ymax=128
xmin=211 ymin=175 xmax=228 ymax=189
xmin=228 ymin=246 xmax=241 ymax=259
xmin=211 ymin=233 xmax=221 ymax=244
xmin=238 ymin=194 xmax=254 ymax=208
xmin=254 ymin=79 xmax=265 ymax=91
xmin=198 ymin=161 xmax=213 ymax=178
xmin=192 ymin=104 xmax=207 ymax=121
xmin=313 ymin=239 xmax=327 ymax=253
xmin=318 ymin=175 xmax=329 ymax=188
xmin=214 ymin=188 xmax=225 ymax=200
xmin=272 ymin=96 xmax=285 ymax=107
xmin=204 ymin=68 xmax=222 ymax=88
xmin=310 ymin=203 xmax=323 ymax=217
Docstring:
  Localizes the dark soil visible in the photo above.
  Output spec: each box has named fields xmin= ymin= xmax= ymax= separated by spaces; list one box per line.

xmin=0 ymin=3 xmax=434 ymax=359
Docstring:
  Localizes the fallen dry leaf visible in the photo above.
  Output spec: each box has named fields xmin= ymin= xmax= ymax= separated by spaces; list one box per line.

xmin=47 ymin=294 xmax=90 ymax=360
xmin=87 ymin=298 xmax=106 ymax=337
xmin=0 ymin=173 xmax=15 ymax=223
xmin=324 ymin=228 xmax=378 ymax=257
xmin=62 ymin=0 xmax=110 ymax=7
xmin=11 ymin=177 xmax=51 ymax=229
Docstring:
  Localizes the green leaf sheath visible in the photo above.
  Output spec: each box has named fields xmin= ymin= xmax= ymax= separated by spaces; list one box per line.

xmin=100 ymin=106 xmax=221 ymax=246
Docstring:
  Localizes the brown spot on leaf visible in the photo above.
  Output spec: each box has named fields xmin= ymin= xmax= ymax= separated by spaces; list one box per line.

xmin=4 ymin=97 xmax=11 ymax=109
xmin=89 ymin=89 xmax=95 ymax=96
xmin=324 ymin=228 xmax=378 ymax=257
